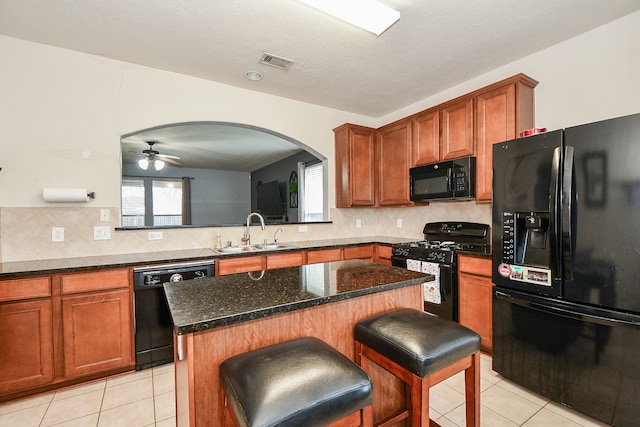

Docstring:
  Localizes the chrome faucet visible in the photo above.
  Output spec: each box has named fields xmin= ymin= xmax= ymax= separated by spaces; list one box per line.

xmin=241 ymin=212 xmax=265 ymax=246
xmin=274 ymin=227 xmax=283 ymax=244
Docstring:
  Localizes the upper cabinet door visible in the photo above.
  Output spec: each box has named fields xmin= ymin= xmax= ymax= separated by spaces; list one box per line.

xmin=411 ymin=109 xmax=440 ymax=166
xmin=376 ymin=120 xmax=412 ymax=206
xmin=475 ymin=75 xmax=537 ymax=202
xmin=334 ymin=124 xmax=376 ymax=207
xmin=440 ymin=97 xmax=474 ymax=160
xmin=475 ymin=84 xmax=516 ymax=202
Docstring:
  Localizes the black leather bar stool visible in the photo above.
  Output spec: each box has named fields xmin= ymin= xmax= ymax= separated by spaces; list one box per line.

xmin=355 ymin=308 xmax=481 ymax=427
xmin=219 ymin=337 xmax=374 ymax=427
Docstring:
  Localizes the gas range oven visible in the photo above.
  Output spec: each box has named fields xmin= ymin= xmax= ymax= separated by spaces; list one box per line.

xmin=391 ymin=222 xmax=489 ymax=321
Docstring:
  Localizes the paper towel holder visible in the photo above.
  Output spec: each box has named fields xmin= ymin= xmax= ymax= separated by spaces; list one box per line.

xmin=42 ymin=187 xmax=96 ymax=203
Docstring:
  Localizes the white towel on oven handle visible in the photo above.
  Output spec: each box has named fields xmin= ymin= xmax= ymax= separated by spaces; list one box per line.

xmin=420 ymin=261 xmax=441 ymax=304
xmin=406 ymin=259 xmax=422 ymax=272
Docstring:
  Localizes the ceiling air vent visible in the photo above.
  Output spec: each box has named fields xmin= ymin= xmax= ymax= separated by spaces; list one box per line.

xmin=259 ymin=52 xmax=294 ymax=70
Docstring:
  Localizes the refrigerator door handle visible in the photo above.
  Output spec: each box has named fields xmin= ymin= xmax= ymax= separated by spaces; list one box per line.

xmin=495 ymin=290 xmax=640 ymax=329
xmin=562 ymin=146 xmax=575 ymax=280
xmin=549 ymin=147 xmax=562 ymax=277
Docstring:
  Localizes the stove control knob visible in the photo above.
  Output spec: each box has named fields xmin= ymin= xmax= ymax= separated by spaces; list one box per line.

xmin=169 ymin=273 xmax=184 ymax=283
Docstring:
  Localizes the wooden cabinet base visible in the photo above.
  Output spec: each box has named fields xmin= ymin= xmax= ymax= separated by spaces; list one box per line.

xmin=175 ymin=284 xmax=423 ymax=427
xmin=458 ymin=256 xmax=494 ymax=352
xmin=0 ymin=268 xmax=134 ymax=403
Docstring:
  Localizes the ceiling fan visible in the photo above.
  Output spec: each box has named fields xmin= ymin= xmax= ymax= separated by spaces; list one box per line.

xmin=138 ymin=141 xmax=181 ymax=170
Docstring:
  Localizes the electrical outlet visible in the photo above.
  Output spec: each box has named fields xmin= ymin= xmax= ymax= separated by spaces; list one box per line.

xmin=51 ymin=227 xmax=64 ymax=242
xmin=298 ymin=225 xmax=308 ymax=232
xmin=148 ymin=231 xmax=163 ymax=240
xmin=396 ymin=218 xmax=403 ymax=228
xmin=93 ymin=226 xmax=111 ymax=240
xmin=356 ymin=219 xmax=362 ymax=228
xmin=100 ymin=209 xmax=110 ymax=222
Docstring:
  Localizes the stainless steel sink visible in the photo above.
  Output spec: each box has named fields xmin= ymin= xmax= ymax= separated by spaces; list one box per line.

xmin=254 ymin=243 xmax=284 ymax=250
xmin=213 ymin=243 xmax=297 ymax=254
xmin=216 ymin=246 xmax=245 ymax=254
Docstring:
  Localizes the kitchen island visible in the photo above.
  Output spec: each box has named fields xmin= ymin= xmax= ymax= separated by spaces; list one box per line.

xmin=164 ymin=259 xmax=432 ymax=427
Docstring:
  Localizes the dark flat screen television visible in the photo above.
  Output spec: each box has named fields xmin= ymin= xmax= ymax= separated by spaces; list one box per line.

xmin=257 ymin=180 xmax=284 ymax=216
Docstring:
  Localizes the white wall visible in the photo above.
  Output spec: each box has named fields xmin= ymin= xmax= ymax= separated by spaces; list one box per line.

xmin=380 ymin=11 xmax=640 ymax=130
xmin=0 ymin=36 xmax=375 ymax=209
xmin=1 ymin=11 xmax=639 ymax=262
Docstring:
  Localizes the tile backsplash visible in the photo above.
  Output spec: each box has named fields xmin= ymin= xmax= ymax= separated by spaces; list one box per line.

xmin=0 ymin=203 xmax=491 ymax=262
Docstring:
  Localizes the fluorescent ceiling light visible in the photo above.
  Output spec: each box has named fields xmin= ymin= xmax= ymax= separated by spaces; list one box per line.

xmin=297 ymin=0 xmax=400 ymax=36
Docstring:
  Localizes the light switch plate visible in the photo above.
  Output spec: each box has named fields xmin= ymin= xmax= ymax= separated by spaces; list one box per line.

xmin=298 ymin=225 xmax=308 ymax=232
xmin=396 ymin=219 xmax=403 ymax=228
xmin=356 ymin=219 xmax=362 ymax=228
xmin=100 ymin=209 xmax=110 ymax=222
xmin=93 ymin=226 xmax=111 ymax=240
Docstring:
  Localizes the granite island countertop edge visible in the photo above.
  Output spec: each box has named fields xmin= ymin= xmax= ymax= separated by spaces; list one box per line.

xmin=164 ymin=261 xmax=433 ymax=335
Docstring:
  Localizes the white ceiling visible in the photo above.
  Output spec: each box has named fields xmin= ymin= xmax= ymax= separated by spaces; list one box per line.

xmin=120 ymin=122 xmax=307 ymax=171
xmin=2 ymin=0 xmax=639 ymax=171
xmin=1 ymin=0 xmax=639 ymax=118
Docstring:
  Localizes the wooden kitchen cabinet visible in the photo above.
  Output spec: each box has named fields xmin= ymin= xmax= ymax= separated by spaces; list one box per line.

xmin=440 ymin=97 xmax=475 ymax=160
xmin=334 ymin=123 xmax=376 ymax=207
xmin=375 ymin=244 xmax=392 ymax=265
xmin=61 ymin=290 xmax=132 ymax=378
xmin=376 ymin=120 xmax=412 ymax=206
xmin=475 ymin=74 xmax=537 ymax=202
xmin=458 ymin=255 xmax=493 ymax=352
xmin=60 ymin=269 xmax=132 ymax=378
xmin=0 ymin=298 xmax=54 ymax=394
xmin=411 ymin=108 xmax=440 ymax=166
xmin=1 ymin=269 xmax=134 ymax=401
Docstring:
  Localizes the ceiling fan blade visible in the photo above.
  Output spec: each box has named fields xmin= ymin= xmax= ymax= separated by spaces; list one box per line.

xmin=157 ymin=153 xmax=181 ymax=160
xmin=163 ymin=157 xmax=182 ymax=166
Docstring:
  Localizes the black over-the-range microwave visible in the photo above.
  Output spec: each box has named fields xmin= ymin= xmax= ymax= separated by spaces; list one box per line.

xmin=410 ymin=156 xmax=476 ymax=202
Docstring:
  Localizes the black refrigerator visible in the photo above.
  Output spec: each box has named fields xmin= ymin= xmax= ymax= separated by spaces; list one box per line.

xmin=492 ymin=112 xmax=640 ymax=426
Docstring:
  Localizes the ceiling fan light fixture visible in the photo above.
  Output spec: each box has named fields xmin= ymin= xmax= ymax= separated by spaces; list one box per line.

xmin=154 ymin=159 xmax=166 ymax=170
xmin=297 ymin=0 xmax=400 ymax=36
xmin=138 ymin=158 xmax=149 ymax=170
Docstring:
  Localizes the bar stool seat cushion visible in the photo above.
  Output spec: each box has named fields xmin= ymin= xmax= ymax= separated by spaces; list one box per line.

xmin=220 ymin=337 xmax=373 ymax=427
xmin=355 ymin=308 xmax=480 ymax=378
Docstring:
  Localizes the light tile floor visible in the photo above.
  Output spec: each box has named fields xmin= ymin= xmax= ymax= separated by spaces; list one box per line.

xmin=0 ymin=354 xmax=611 ymax=426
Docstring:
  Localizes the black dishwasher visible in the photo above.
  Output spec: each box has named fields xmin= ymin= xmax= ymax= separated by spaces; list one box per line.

xmin=133 ymin=261 xmax=215 ymax=370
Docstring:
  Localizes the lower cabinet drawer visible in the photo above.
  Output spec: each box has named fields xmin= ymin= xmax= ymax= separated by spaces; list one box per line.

xmin=217 ymin=256 xmax=264 ymax=275
xmin=0 ymin=277 xmax=51 ymax=302
xmin=343 ymin=245 xmax=374 ymax=260
xmin=307 ymin=248 xmax=343 ymax=264
xmin=266 ymin=252 xmax=304 ymax=269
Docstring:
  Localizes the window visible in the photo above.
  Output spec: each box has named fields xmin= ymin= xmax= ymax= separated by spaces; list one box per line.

xmin=299 ymin=162 xmax=324 ymax=222
xmin=121 ymin=177 xmax=183 ymax=226
xmin=152 ymin=180 xmax=183 ymax=226
xmin=121 ymin=178 xmax=145 ymax=227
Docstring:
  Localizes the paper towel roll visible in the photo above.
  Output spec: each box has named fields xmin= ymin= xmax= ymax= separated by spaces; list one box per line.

xmin=43 ymin=188 xmax=91 ymax=203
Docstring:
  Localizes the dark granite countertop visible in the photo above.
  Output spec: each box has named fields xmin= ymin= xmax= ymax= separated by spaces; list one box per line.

xmin=0 ymin=236 xmax=414 ymax=278
xmin=163 ymin=259 xmax=432 ymax=335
